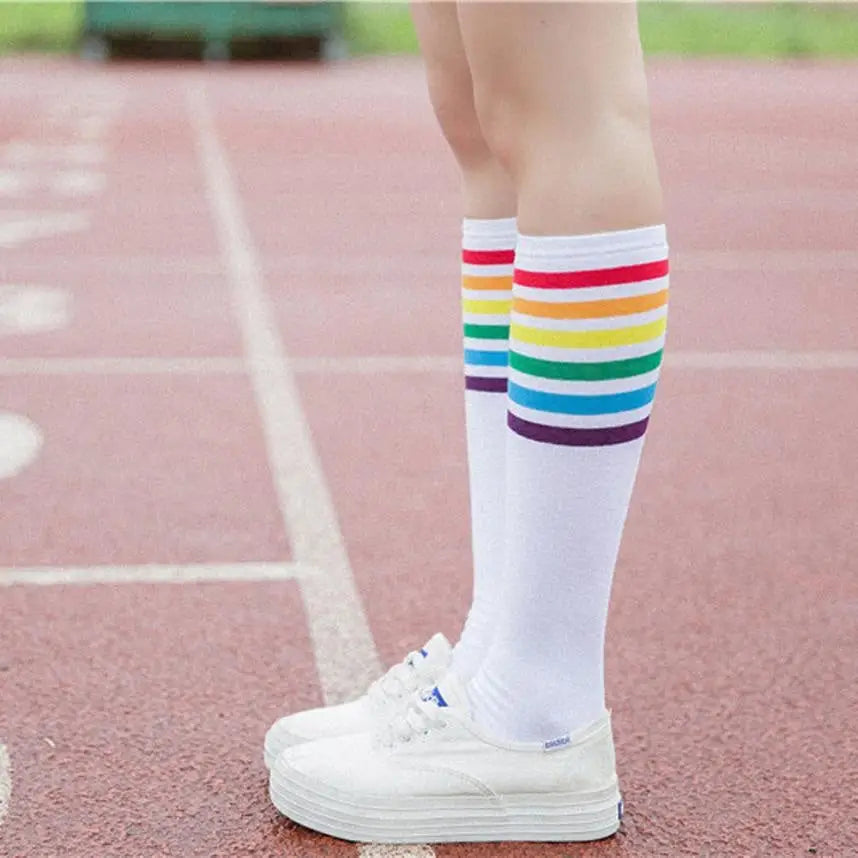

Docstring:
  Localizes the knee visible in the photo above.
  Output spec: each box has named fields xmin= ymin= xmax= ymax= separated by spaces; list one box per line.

xmin=468 ymin=83 xmax=522 ymax=178
xmin=471 ymin=71 xmax=652 ymax=182
xmin=424 ymin=70 xmax=494 ymax=171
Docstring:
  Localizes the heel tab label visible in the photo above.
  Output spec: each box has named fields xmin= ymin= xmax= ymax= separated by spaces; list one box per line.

xmin=543 ymin=734 xmax=570 ymax=751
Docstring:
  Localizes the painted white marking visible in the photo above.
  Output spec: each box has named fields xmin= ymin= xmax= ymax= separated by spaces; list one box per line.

xmin=261 ymin=248 xmax=858 ymax=274
xmin=292 ymin=351 xmax=858 ymax=374
xmin=188 ymin=81 xmax=383 ymax=705
xmin=359 ymin=847 xmax=436 ymax=858
xmin=0 ymin=170 xmax=105 ymax=198
xmin=0 ymin=744 xmax=10 ymax=827
xmin=0 ymin=561 xmax=319 ymax=588
xmin=1 ymin=351 xmax=856 ymax=379
xmin=1 ymin=255 xmax=221 ymax=276
xmin=0 ymin=285 xmax=70 ymax=334
xmin=8 ymin=248 xmax=856 ymax=277
xmin=665 ymin=351 xmax=858 ymax=370
xmin=0 ymin=412 xmax=43 ymax=479
xmin=0 ymin=357 xmax=244 ymax=376
xmin=292 ymin=355 xmax=459 ymax=375
xmin=50 ymin=170 xmax=106 ymax=197
xmin=0 ymin=170 xmax=29 ymax=196
xmin=3 ymin=141 xmax=105 ymax=165
xmin=0 ymin=211 xmax=89 ymax=249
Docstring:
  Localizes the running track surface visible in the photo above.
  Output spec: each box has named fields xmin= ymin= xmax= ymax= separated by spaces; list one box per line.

xmin=1 ymin=56 xmax=857 ymax=858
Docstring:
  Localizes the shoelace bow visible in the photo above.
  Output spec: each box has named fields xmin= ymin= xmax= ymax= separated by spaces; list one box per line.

xmin=384 ymin=694 xmax=449 ymax=746
xmin=369 ymin=649 xmax=428 ymax=702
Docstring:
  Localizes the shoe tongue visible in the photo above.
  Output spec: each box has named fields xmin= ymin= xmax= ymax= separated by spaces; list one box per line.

xmin=419 ymin=632 xmax=452 ymax=668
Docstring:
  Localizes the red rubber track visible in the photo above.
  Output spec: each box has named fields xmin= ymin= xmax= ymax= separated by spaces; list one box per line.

xmin=0 ymin=55 xmax=857 ymax=858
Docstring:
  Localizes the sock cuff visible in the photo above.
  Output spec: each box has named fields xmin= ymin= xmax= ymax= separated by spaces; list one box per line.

xmin=463 ymin=217 xmax=518 ymax=250
xmin=516 ymin=224 xmax=668 ymax=269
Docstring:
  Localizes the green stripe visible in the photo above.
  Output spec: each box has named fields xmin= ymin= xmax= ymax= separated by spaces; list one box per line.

xmin=509 ymin=349 xmax=663 ymax=381
xmin=464 ymin=324 xmax=510 ymax=340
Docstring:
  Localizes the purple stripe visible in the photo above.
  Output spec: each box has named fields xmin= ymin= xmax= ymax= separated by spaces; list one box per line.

xmin=508 ymin=412 xmax=649 ymax=446
xmin=466 ymin=376 xmax=508 ymax=393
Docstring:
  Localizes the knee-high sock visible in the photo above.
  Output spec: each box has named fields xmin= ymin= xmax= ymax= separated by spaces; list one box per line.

xmin=469 ymin=224 xmax=669 ymax=740
xmin=452 ymin=216 xmax=517 ymax=680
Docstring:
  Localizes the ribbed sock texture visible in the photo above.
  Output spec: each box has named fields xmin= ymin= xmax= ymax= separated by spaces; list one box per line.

xmin=469 ymin=224 xmax=669 ymax=741
xmin=452 ymin=216 xmax=517 ymax=681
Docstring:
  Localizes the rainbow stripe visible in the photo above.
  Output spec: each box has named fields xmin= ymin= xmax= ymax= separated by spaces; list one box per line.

xmin=507 ymin=251 xmax=669 ymax=446
xmin=462 ymin=245 xmax=514 ymax=393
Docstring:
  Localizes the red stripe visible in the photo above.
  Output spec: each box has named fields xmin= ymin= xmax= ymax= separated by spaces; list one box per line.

xmin=462 ymin=249 xmax=516 ymax=265
xmin=514 ymin=259 xmax=669 ymax=289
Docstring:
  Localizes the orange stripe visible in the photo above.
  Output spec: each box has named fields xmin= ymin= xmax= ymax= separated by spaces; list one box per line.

xmin=462 ymin=275 xmax=513 ymax=292
xmin=513 ymin=289 xmax=668 ymax=320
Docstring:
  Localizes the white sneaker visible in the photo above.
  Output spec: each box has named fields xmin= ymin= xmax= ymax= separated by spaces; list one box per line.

xmin=269 ymin=672 xmax=623 ymax=843
xmin=263 ymin=633 xmax=452 ymax=769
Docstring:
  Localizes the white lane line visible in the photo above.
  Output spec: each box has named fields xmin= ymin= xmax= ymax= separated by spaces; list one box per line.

xmin=1 ymin=351 xmax=857 ymax=378
xmin=261 ymin=248 xmax=858 ymax=273
xmin=292 ymin=355 xmax=460 ymax=375
xmin=292 ymin=352 xmax=858 ymax=373
xmin=0 ymin=211 xmax=89 ymax=249
xmin=665 ymin=351 xmax=858 ymax=369
xmin=0 ymin=744 xmax=9 ymax=827
xmin=0 ymin=561 xmax=319 ymax=588
xmin=187 ymin=81 xmax=382 ymax=705
xmin=2 ymin=141 xmax=105 ymax=165
xmin=50 ymin=170 xmax=107 ymax=197
xmin=0 ymin=256 xmax=221 ymax=275
xmin=5 ymin=249 xmax=857 ymax=275
xmin=0 ymin=284 xmax=71 ymax=335
xmin=0 ymin=412 xmax=43 ymax=479
xmin=0 ymin=357 xmax=244 ymax=375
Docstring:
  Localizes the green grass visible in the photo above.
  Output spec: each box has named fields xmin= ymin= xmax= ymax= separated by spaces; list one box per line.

xmin=342 ymin=2 xmax=418 ymax=55
xmin=0 ymin=1 xmax=83 ymax=53
xmin=639 ymin=2 xmax=858 ymax=57
xmin=1 ymin=1 xmax=858 ymax=58
xmin=343 ymin=1 xmax=858 ymax=60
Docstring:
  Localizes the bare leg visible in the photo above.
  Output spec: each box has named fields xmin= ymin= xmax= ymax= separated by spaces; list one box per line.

xmin=266 ymin=4 xmax=662 ymax=842
xmin=457 ymin=1 xmax=669 ymax=739
xmin=457 ymin=0 xmax=662 ymax=233
xmin=411 ymin=1 xmax=516 ymax=217
xmin=411 ymin=2 xmax=517 ymax=680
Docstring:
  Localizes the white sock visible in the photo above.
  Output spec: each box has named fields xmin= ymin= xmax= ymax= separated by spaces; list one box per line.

xmin=469 ymin=224 xmax=670 ymax=740
xmin=452 ymin=216 xmax=517 ymax=681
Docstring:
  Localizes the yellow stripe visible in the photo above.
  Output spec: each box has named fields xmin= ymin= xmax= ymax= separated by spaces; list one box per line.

xmin=461 ymin=275 xmax=513 ymax=292
xmin=462 ymin=299 xmax=512 ymax=315
xmin=511 ymin=318 xmax=667 ymax=349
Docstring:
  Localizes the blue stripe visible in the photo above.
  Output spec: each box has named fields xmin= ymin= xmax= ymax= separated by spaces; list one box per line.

xmin=464 ymin=348 xmax=508 ymax=367
xmin=508 ymin=381 xmax=657 ymax=415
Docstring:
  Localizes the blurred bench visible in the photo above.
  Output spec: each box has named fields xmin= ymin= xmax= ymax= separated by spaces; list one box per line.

xmin=81 ymin=1 xmax=346 ymax=61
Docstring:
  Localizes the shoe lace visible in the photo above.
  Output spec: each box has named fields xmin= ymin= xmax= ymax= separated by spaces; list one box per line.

xmin=383 ymin=694 xmax=449 ymax=746
xmin=368 ymin=648 xmax=429 ymax=704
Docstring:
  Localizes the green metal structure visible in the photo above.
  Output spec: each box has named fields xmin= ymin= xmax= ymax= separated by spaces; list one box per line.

xmin=82 ymin=1 xmax=345 ymax=60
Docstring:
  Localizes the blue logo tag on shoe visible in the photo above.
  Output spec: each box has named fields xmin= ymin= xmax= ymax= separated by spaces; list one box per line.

xmin=419 ymin=648 xmax=428 ymax=658
xmin=421 ymin=686 xmax=448 ymax=707
xmin=543 ymin=734 xmax=570 ymax=751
